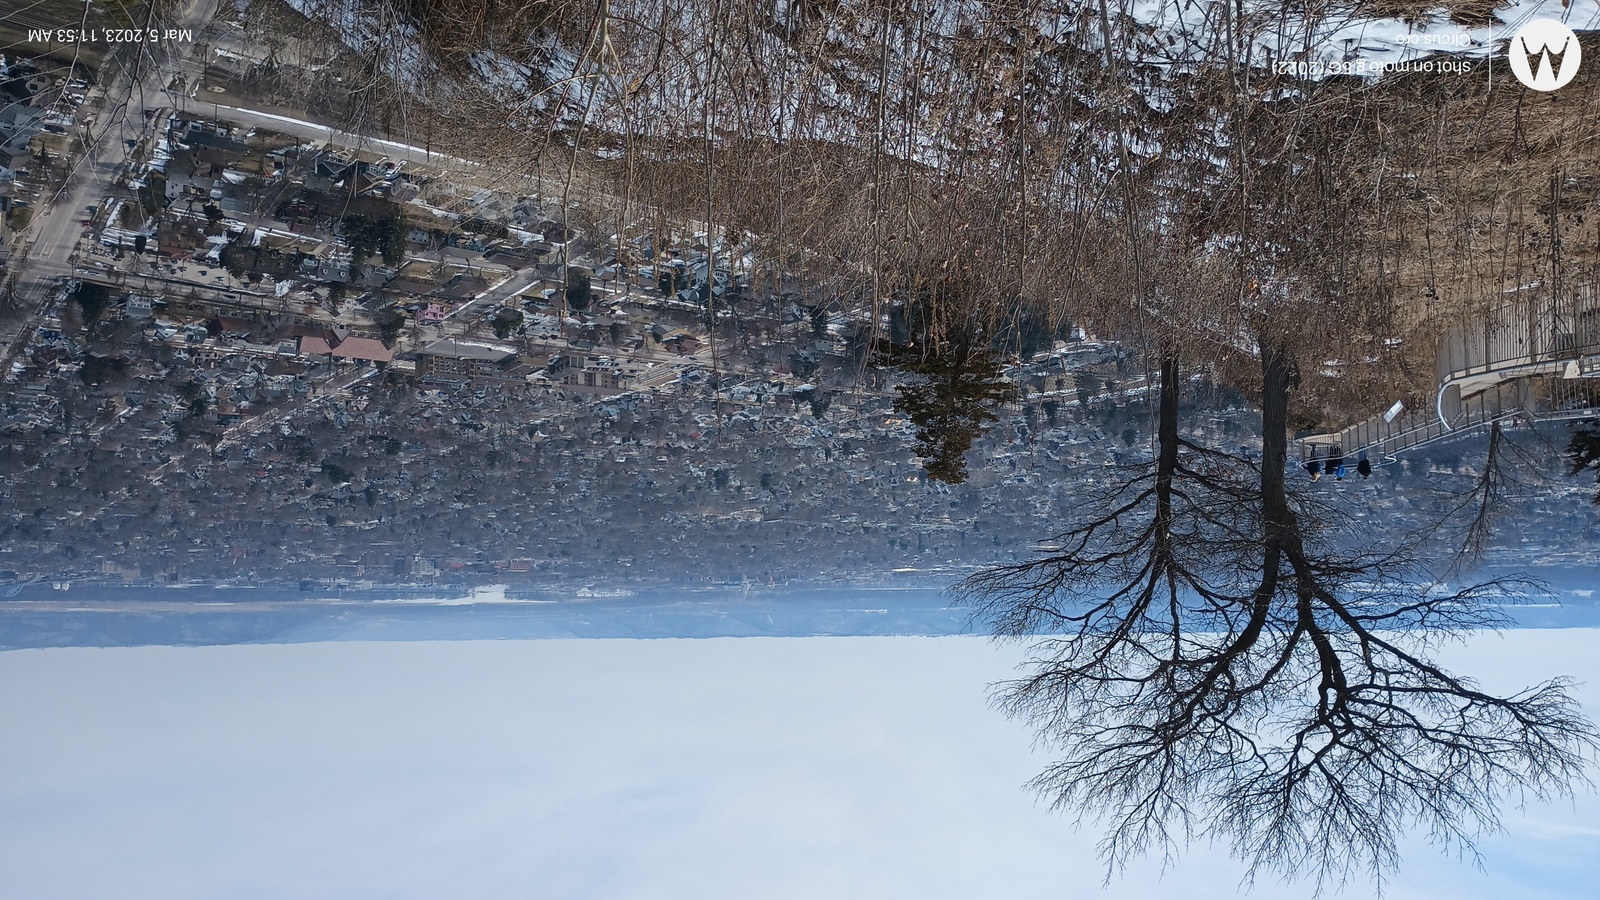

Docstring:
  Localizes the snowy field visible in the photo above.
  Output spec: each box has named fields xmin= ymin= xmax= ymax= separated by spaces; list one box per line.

xmin=1 ymin=632 xmax=1597 ymax=899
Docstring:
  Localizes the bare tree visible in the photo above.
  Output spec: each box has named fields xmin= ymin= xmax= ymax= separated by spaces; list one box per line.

xmin=1431 ymin=419 xmax=1574 ymax=575
xmin=959 ymin=347 xmax=1596 ymax=891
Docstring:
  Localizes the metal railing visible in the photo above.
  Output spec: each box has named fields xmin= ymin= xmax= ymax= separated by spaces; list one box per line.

xmin=1301 ymin=284 xmax=1600 ymax=465
xmin=1300 ymin=375 xmax=1600 ymax=464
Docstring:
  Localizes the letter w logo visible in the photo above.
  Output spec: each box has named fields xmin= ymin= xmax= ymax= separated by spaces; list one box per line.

xmin=1522 ymin=33 xmax=1572 ymax=87
xmin=1509 ymin=20 xmax=1582 ymax=91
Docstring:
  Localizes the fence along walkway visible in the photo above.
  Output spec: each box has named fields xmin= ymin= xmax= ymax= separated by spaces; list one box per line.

xmin=1299 ymin=286 xmax=1600 ymax=463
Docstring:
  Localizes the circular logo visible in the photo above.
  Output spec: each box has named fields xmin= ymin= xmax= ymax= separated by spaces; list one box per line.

xmin=1508 ymin=19 xmax=1581 ymax=91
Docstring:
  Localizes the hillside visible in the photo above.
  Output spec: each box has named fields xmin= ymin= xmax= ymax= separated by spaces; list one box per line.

xmin=237 ymin=0 xmax=1600 ymax=428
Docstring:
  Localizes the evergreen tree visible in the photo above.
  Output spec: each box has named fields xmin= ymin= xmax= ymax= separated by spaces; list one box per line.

xmin=566 ymin=268 xmax=593 ymax=312
xmin=1565 ymin=427 xmax=1600 ymax=503
xmin=72 ymin=282 xmax=111 ymax=325
xmin=374 ymin=308 xmax=406 ymax=347
xmin=892 ymin=344 xmax=1007 ymax=484
xmin=491 ymin=307 xmax=524 ymax=339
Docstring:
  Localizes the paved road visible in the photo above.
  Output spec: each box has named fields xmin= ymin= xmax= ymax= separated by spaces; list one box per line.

xmin=2 ymin=0 xmax=220 ymax=370
xmin=170 ymin=99 xmax=488 ymax=172
xmin=436 ymin=269 xmax=545 ymax=327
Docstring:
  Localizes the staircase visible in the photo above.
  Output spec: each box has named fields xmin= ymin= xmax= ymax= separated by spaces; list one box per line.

xmin=1300 ymin=376 xmax=1599 ymax=464
xmin=1299 ymin=287 xmax=1600 ymax=464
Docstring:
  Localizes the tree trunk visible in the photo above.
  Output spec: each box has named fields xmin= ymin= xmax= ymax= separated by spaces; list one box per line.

xmin=1153 ymin=351 xmax=1179 ymax=552
xmin=1259 ymin=343 xmax=1295 ymax=539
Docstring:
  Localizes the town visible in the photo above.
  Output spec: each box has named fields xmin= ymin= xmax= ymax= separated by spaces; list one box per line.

xmin=0 ymin=47 xmax=1218 ymax=589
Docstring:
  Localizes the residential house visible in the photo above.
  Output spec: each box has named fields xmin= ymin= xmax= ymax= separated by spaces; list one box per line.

xmin=0 ymin=105 xmax=44 ymax=169
xmin=298 ymin=328 xmax=395 ymax=364
xmin=555 ymin=354 xmax=634 ymax=393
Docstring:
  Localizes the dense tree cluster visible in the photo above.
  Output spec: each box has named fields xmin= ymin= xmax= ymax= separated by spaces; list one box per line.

xmin=491 ymin=306 xmax=525 ymax=339
xmin=340 ymin=213 xmax=408 ymax=272
xmin=72 ymin=282 xmax=111 ymax=326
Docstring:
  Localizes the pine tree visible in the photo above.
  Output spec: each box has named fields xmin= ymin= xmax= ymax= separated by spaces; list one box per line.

xmin=1565 ymin=427 xmax=1600 ymax=503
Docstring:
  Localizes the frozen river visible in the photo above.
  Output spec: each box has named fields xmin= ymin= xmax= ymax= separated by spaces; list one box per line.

xmin=2 ymin=632 xmax=1597 ymax=899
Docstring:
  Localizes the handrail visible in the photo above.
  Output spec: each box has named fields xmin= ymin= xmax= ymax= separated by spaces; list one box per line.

xmin=1435 ymin=359 xmax=1568 ymax=430
xmin=1434 ymin=340 xmax=1600 ymax=429
xmin=1436 ymin=339 xmax=1600 ymax=386
xmin=1300 ymin=399 xmax=1600 ymax=466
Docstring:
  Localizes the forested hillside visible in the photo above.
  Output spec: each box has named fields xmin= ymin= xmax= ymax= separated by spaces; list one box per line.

xmin=246 ymin=0 xmax=1600 ymax=428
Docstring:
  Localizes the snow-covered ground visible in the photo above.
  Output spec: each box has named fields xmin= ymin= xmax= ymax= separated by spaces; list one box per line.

xmin=282 ymin=0 xmax=1600 ymax=111
xmin=271 ymin=0 xmax=1600 ymax=190
xmin=1123 ymin=0 xmax=1600 ymax=72
xmin=1 ymin=632 xmax=1596 ymax=899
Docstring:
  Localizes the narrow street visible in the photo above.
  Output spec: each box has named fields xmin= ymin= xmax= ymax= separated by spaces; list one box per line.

xmin=2 ymin=0 xmax=222 ymax=376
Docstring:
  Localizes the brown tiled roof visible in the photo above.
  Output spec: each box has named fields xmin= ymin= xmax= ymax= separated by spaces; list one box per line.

xmin=331 ymin=337 xmax=394 ymax=362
